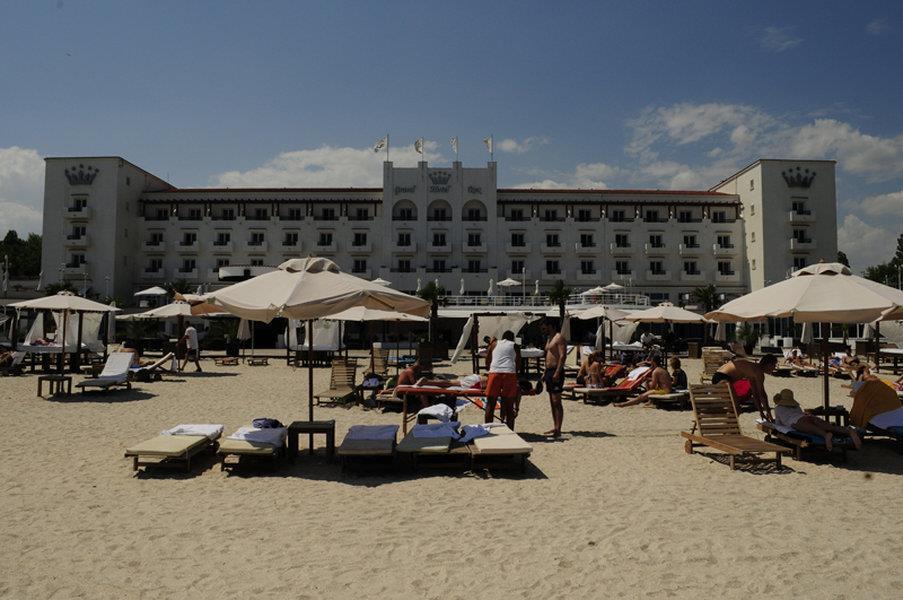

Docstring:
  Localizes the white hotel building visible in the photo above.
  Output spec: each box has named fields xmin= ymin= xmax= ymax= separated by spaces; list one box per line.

xmin=41 ymin=156 xmax=837 ymax=305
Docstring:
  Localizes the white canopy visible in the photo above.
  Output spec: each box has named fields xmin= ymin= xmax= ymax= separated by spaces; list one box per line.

xmin=322 ymin=306 xmax=428 ymax=322
xmin=706 ymin=262 xmax=903 ymax=323
xmin=579 ymin=286 xmax=607 ymax=296
xmin=497 ymin=277 xmax=521 ymax=287
xmin=11 ymin=291 xmax=120 ymax=313
xmin=603 ymin=282 xmax=625 ymax=290
xmin=202 ymin=257 xmax=429 ymax=322
xmin=371 ymin=277 xmax=392 ymax=287
xmin=623 ymin=305 xmax=706 ymax=324
xmin=134 ymin=286 xmax=169 ymax=297
xmin=574 ymin=305 xmax=629 ymax=321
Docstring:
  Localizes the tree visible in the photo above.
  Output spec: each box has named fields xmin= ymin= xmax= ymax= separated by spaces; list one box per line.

xmin=167 ymin=279 xmax=192 ymax=295
xmin=417 ymin=282 xmax=445 ymax=342
xmin=863 ymin=235 xmax=903 ymax=286
xmin=690 ymin=284 xmax=720 ymax=313
xmin=0 ymin=230 xmax=41 ymax=278
xmin=547 ymin=280 xmax=572 ymax=322
xmin=836 ymin=251 xmax=850 ymax=267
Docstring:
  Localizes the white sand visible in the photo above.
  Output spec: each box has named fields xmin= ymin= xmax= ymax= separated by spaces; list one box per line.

xmin=1 ymin=355 xmax=902 ymax=599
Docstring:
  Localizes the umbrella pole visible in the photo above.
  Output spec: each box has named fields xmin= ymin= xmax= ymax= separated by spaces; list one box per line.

xmin=74 ymin=311 xmax=84 ymax=373
xmin=609 ymin=320 xmax=614 ymax=360
xmin=874 ymin=321 xmax=881 ymax=373
xmin=821 ymin=321 xmax=830 ymax=412
xmin=307 ymin=319 xmax=314 ymax=452
xmin=599 ymin=317 xmax=605 ymax=363
xmin=60 ymin=310 xmax=67 ymax=374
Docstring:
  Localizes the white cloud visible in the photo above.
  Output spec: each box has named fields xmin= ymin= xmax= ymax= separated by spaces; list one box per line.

xmin=758 ymin=26 xmax=803 ymax=52
xmin=0 ymin=146 xmax=45 ymax=236
xmin=858 ymin=190 xmax=903 ymax=217
xmin=837 ymin=214 xmax=899 ymax=271
xmin=212 ymin=142 xmax=444 ymax=187
xmin=866 ymin=18 xmax=889 ymax=35
xmin=512 ymin=162 xmax=619 ymax=189
xmin=790 ymin=119 xmax=903 ymax=180
xmin=497 ymin=136 xmax=549 ymax=154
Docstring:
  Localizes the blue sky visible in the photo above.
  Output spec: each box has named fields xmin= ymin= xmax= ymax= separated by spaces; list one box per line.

xmin=1 ymin=1 xmax=901 ymax=270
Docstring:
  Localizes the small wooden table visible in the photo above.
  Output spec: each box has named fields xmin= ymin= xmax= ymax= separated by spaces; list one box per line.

xmin=809 ymin=405 xmax=849 ymax=427
xmin=38 ymin=374 xmax=72 ymax=397
xmin=287 ymin=420 xmax=336 ymax=460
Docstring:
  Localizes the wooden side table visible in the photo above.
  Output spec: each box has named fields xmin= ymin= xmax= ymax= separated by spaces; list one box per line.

xmin=38 ymin=374 xmax=72 ymax=397
xmin=287 ymin=420 xmax=336 ymax=460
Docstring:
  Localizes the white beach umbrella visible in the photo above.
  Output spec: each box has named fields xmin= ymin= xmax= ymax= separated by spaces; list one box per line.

xmin=134 ymin=286 xmax=169 ymax=297
xmin=580 ymin=286 xmax=607 ymax=296
xmin=323 ymin=306 xmax=428 ymax=322
xmin=623 ymin=305 xmax=706 ymax=324
xmin=574 ymin=305 xmax=628 ymax=321
xmin=497 ymin=277 xmax=521 ymax=287
xmin=371 ymin=277 xmax=392 ymax=286
xmin=603 ymin=282 xmax=624 ymax=291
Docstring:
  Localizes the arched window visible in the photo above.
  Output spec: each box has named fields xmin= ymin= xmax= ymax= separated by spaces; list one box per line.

xmin=462 ymin=200 xmax=487 ymax=222
xmin=427 ymin=200 xmax=452 ymax=222
xmin=392 ymin=200 xmax=417 ymax=221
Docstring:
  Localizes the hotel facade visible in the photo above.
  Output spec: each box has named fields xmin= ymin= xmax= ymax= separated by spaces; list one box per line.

xmin=41 ymin=156 xmax=837 ymax=305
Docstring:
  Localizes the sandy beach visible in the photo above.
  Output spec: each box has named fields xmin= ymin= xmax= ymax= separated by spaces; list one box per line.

xmin=2 ymin=355 xmax=902 ymax=599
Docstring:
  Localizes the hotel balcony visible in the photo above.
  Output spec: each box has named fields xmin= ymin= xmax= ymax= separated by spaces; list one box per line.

xmin=315 ymin=241 xmax=337 ymax=253
xmin=644 ymin=243 xmax=667 ymax=256
xmin=176 ymin=268 xmax=199 ymax=280
xmin=428 ymin=242 xmax=451 ymax=253
xmin=678 ymin=243 xmax=701 ymax=256
xmin=463 ymin=242 xmax=487 ymax=253
xmin=144 ymin=239 xmax=166 ymax=251
xmin=66 ymin=206 xmax=91 ymax=220
xmin=576 ymin=243 xmax=597 ymax=254
xmin=716 ymin=271 xmax=741 ymax=283
xmin=541 ymin=270 xmax=564 ymax=281
xmin=681 ymin=271 xmax=706 ymax=282
xmin=645 ymin=270 xmax=671 ymax=282
xmin=280 ymin=240 xmax=301 ymax=251
xmin=212 ymin=241 xmax=234 ymax=254
xmin=506 ymin=242 xmax=531 ymax=254
xmin=576 ymin=270 xmax=599 ymax=282
xmin=143 ymin=268 xmax=165 ymax=280
xmin=609 ymin=243 xmax=633 ymax=256
xmin=789 ymin=209 xmax=815 ymax=224
xmin=713 ymin=244 xmax=737 ymax=257
xmin=177 ymin=241 xmax=199 ymax=253
xmin=244 ymin=241 xmax=269 ymax=254
xmin=64 ymin=235 xmax=89 ymax=248
xmin=61 ymin=263 xmax=88 ymax=276
xmin=540 ymin=243 xmax=563 ymax=254
xmin=391 ymin=241 xmax=416 ymax=253
xmin=349 ymin=242 xmax=372 ymax=253
xmin=789 ymin=238 xmax=816 ymax=251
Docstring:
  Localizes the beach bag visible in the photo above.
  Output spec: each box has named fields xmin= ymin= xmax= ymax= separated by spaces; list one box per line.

xmin=252 ymin=418 xmax=284 ymax=429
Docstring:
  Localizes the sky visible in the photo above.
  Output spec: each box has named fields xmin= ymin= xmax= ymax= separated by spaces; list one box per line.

xmin=1 ymin=0 xmax=902 ymax=271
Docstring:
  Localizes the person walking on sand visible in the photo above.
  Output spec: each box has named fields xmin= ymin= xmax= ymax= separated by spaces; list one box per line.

xmin=179 ymin=324 xmax=202 ymax=373
xmin=485 ymin=330 xmax=522 ymax=428
xmin=540 ymin=319 xmax=567 ymax=437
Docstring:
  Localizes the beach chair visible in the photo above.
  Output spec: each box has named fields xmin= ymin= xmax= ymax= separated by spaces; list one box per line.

xmin=218 ymin=426 xmax=287 ymax=470
xmin=124 ymin=424 xmax=223 ymax=472
xmin=314 ymin=358 xmax=360 ymax=405
xmin=700 ymin=347 xmax=731 ymax=383
xmin=469 ymin=424 xmax=532 ymax=473
xmin=849 ymin=380 xmax=903 ymax=444
xmin=681 ymin=383 xmax=788 ymax=470
xmin=337 ymin=424 xmax=398 ymax=470
xmin=130 ymin=352 xmax=175 ymax=382
xmin=397 ymin=425 xmax=471 ymax=470
xmin=755 ymin=392 xmax=858 ymax=461
xmin=370 ymin=347 xmax=389 ymax=379
xmin=649 ymin=390 xmax=690 ymax=409
xmin=577 ymin=366 xmax=652 ymax=404
xmin=76 ymin=352 xmax=133 ymax=392
xmin=563 ymin=364 xmax=625 ymax=400
xmin=0 ymin=351 xmax=25 ymax=376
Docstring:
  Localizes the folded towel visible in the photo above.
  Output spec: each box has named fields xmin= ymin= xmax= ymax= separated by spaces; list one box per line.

xmin=162 ymin=424 xmax=224 ymax=440
xmin=345 ymin=424 xmax=399 ymax=441
xmin=411 ymin=422 xmax=460 ymax=438
xmin=459 ymin=424 xmax=492 ymax=444
xmin=227 ymin=426 xmax=286 ymax=447
xmin=417 ymin=403 xmax=455 ymax=422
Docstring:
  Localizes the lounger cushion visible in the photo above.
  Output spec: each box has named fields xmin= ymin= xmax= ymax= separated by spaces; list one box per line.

xmin=471 ymin=425 xmax=532 ymax=455
xmin=649 ymin=392 xmax=689 ymax=402
xmin=125 ymin=434 xmax=209 ymax=457
xmin=217 ymin=438 xmax=278 ymax=456
xmin=338 ymin=439 xmax=395 ymax=456
xmin=397 ymin=433 xmax=452 ymax=454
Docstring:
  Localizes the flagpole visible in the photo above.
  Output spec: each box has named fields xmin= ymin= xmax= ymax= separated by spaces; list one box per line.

xmin=386 ymin=134 xmax=390 ymax=163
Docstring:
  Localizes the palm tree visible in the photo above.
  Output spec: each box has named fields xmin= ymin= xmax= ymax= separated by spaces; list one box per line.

xmin=690 ymin=284 xmax=720 ymax=313
xmin=417 ymin=282 xmax=445 ymax=342
xmin=547 ymin=279 xmax=572 ymax=322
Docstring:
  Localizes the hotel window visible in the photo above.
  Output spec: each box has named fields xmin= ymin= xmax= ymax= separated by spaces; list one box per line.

xmin=67 ymin=253 xmax=86 ymax=267
xmin=580 ymin=260 xmax=595 ymax=274
xmin=716 ymin=234 xmax=733 ymax=248
xmin=69 ymin=195 xmax=88 ymax=211
xmin=792 ymin=228 xmax=811 ymax=243
xmin=354 ymin=207 xmax=370 ymax=220
xmin=220 ymin=208 xmax=235 ymax=220
xmin=323 ymin=207 xmax=337 ymax=220
xmin=712 ymin=210 xmax=727 ymax=223
xmin=318 ymin=232 xmax=333 ymax=247
xmin=649 ymin=260 xmax=665 ymax=275
xmin=545 ymin=233 xmax=560 ymax=247
xmin=610 ymin=209 xmax=626 ymax=222
xmin=186 ymin=207 xmax=202 ymax=220
xmin=250 ymin=259 xmax=264 ymax=266
xmin=508 ymin=208 xmax=525 ymax=221
xmin=750 ymin=232 xmax=756 ymax=243
xmin=648 ymin=234 xmax=663 ymax=248
xmin=650 ymin=292 xmax=670 ymax=302
xmin=614 ymin=233 xmax=629 ymax=248
xmin=149 ymin=231 xmax=164 ymax=246
xmin=750 ymin=204 xmax=755 ymax=216
xmin=155 ymin=207 xmax=168 ymax=220
xmin=466 ymin=259 xmax=482 ymax=273
xmin=146 ymin=258 xmax=162 ymax=273
xmin=683 ymin=261 xmax=700 ymax=275
xmin=615 ymin=261 xmax=630 ymax=275
xmin=214 ymin=232 xmax=230 ymax=246
xmin=678 ymin=210 xmax=693 ymax=223
xmin=645 ymin=209 xmax=661 ymax=223
xmin=751 ymin=259 xmax=757 ymax=270
xmin=580 ymin=233 xmax=594 ymax=248
xmin=181 ymin=231 xmax=197 ymax=246
xmin=179 ymin=258 xmax=196 ymax=273
xmin=682 ymin=234 xmax=698 ymax=248
xmin=791 ymin=199 xmax=810 ymax=214
xmin=396 ymin=206 xmax=415 ymax=221
xmin=511 ymin=259 xmax=525 ymax=274
xmin=397 ymin=259 xmax=412 ymax=273
xmin=546 ymin=260 xmax=561 ymax=275
xmin=577 ymin=208 xmax=592 ymax=222
xmin=750 ymin=178 xmax=755 ymax=191
xmin=68 ymin=225 xmax=86 ymax=240
xmin=397 ymin=232 xmax=412 ymax=247
xmin=467 ymin=232 xmax=482 ymax=247
xmin=252 ymin=207 xmax=268 ymax=220
xmin=431 ymin=259 xmax=447 ymax=272
xmin=432 ymin=232 xmax=447 ymax=247
xmin=352 ymin=259 xmax=367 ymax=273
xmin=508 ymin=232 xmax=523 ymax=247
xmin=286 ymin=207 xmax=302 ymax=220
xmin=216 ymin=258 xmax=230 ymax=268
xmin=465 ymin=207 xmax=483 ymax=221
xmin=283 ymin=232 xmax=299 ymax=246
xmin=353 ymin=232 xmax=368 ymax=247
xmin=793 ymin=256 xmax=807 ymax=270
xmin=431 ymin=207 xmax=448 ymax=221
xmin=717 ymin=261 xmax=734 ymax=276
xmin=542 ymin=209 xmax=557 ymax=221
xmin=250 ymin=231 xmax=265 ymax=246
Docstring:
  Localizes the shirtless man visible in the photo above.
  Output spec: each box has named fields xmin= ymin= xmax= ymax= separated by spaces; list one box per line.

xmin=614 ymin=355 xmax=672 ymax=407
xmin=712 ymin=354 xmax=777 ymax=413
xmin=540 ymin=319 xmax=567 ymax=437
xmin=586 ymin=352 xmax=604 ymax=387
xmin=397 ymin=360 xmax=428 ymax=409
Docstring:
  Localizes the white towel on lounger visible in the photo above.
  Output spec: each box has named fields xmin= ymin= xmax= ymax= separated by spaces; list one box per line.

xmin=411 ymin=422 xmax=460 ymax=438
xmin=345 ymin=424 xmax=399 ymax=441
xmin=417 ymin=403 xmax=454 ymax=422
xmin=227 ymin=426 xmax=286 ymax=447
xmin=161 ymin=424 xmax=224 ymax=440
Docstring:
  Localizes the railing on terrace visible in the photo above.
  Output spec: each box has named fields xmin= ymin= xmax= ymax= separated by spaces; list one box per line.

xmin=441 ymin=292 xmax=650 ymax=308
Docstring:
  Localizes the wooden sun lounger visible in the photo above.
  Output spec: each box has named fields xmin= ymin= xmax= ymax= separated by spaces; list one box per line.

xmin=125 ymin=433 xmax=220 ymax=472
xmin=577 ymin=367 xmax=652 ymax=404
xmin=397 ymin=432 xmax=472 ymax=470
xmin=314 ymin=359 xmax=360 ymax=405
xmin=700 ymin=347 xmax=732 ymax=383
xmin=337 ymin=425 xmax=399 ymax=470
xmin=649 ymin=390 xmax=690 ymax=409
xmin=681 ymin=383 xmax=788 ymax=470
xmin=217 ymin=437 xmax=283 ymax=470
xmin=469 ymin=425 xmax=532 ymax=473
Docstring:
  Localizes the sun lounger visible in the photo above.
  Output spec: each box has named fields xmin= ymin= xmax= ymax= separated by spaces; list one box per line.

xmin=214 ymin=356 xmax=239 ymax=366
xmin=314 ymin=359 xmax=360 ymax=405
xmin=218 ymin=426 xmax=287 ymax=470
xmin=337 ymin=424 xmax=398 ymax=469
xmin=577 ymin=366 xmax=652 ymax=404
xmin=469 ymin=424 xmax=532 ymax=473
xmin=700 ymin=347 xmax=732 ymax=383
xmin=849 ymin=380 xmax=903 ymax=445
xmin=755 ymin=391 xmax=858 ymax=461
xmin=130 ymin=352 xmax=175 ymax=381
xmin=681 ymin=383 xmax=789 ymax=470
xmin=649 ymin=390 xmax=690 ymax=409
xmin=124 ymin=424 xmax=223 ymax=472
xmin=0 ymin=351 xmax=25 ymax=376
xmin=76 ymin=352 xmax=133 ymax=392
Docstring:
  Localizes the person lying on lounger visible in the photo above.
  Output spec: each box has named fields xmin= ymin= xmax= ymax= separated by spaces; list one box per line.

xmin=614 ymin=355 xmax=672 ymax=407
xmin=772 ymin=389 xmax=861 ymax=451
xmin=787 ymin=348 xmax=814 ymax=368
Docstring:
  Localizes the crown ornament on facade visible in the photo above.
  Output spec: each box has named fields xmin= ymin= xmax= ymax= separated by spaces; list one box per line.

xmin=781 ymin=167 xmax=816 ymax=188
xmin=428 ymin=171 xmax=451 ymax=185
xmin=64 ymin=164 xmax=100 ymax=185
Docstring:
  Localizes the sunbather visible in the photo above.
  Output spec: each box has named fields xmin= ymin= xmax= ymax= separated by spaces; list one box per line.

xmin=614 ymin=355 xmax=672 ymax=407
xmin=772 ymin=388 xmax=861 ymax=451
xmin=712 ymin=354 xmax=777 ymax=412
xmin=669 ymin=357 xmax=688 ymax=390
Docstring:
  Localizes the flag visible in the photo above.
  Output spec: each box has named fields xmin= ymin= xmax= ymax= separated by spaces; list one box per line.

xmin=414 ymin=138 xmax=424 ymax=155
xmin=450 ymin=136 xmax=458 ymax=156
xmin=373 ymin=135 xmax=387 ymax=153
xmin=483 ymin=135 xmax=493 ymax=155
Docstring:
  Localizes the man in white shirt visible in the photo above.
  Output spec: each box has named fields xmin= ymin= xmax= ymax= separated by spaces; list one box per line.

xmin=179 ymin=325 xmax=202 ymax=372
